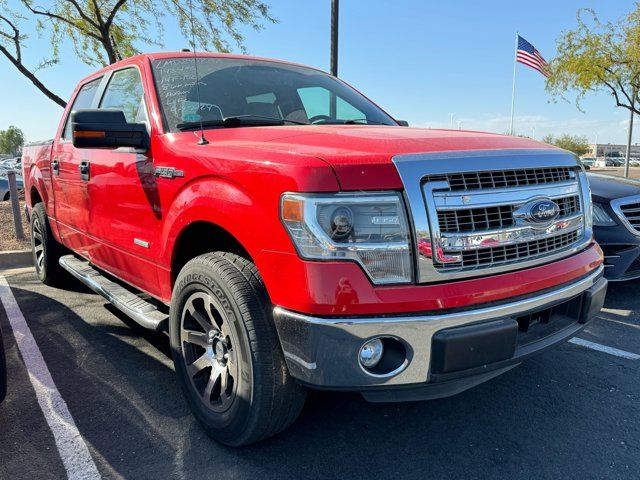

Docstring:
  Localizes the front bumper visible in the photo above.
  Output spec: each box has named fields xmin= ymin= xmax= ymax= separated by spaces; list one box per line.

xmin=273 ymin=265 xmax=606 ymax=401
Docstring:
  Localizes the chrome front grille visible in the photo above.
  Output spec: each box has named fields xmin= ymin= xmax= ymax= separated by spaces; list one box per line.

xmin=612 ymin=195 xmax=640 ymax=235
xmin=620 ymin=203 xmax=640 ymax=231
xmin=437 ymin=195 xmax=580 ymax=233
xmin=423 ymin=166 xmax=575 ymax=191
xmin=392 ymin=149 xmax=593 ymax=283
xmin=436 ymin=231 xmax=580 ymax=270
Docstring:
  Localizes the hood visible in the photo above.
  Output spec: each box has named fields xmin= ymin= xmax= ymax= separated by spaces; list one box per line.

xmin=587 ymin=173 xmax=640 ymax=202
xmin=191 ymin=125 xmax=556 ymax=190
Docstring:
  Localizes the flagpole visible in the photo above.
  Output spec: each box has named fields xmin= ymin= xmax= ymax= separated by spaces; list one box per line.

xmin=509 ymin=32 xmax=518 ymax=136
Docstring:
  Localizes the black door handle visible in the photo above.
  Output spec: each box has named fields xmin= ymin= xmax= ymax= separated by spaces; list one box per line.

xmin=51 ymin=158 xmax=59 ymax=176
xmin=79 ymin=161 xmax=90 ymax=181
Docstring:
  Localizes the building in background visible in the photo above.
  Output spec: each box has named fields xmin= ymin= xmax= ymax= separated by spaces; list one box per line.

xmin=587 ymin=143 xmax=640 ymax=158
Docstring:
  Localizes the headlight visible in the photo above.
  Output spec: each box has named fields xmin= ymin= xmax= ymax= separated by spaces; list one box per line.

xmin=592 ymin=203 xmax=616 ymax=226
xmin=281 ymin=192 xmax=413 ymax=284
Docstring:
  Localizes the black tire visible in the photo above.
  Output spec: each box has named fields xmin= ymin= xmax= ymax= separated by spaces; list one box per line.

xmin=170 ymin=252 xmax=306 ymax=446
xmin=30 ymin=203 xmax=64 ymax=286
xmin=0 ymin=325 xmax=6 ymax=404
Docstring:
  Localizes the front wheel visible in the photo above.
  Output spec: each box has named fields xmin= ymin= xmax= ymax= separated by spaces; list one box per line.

xmin=169 ymin=252 xmax=306 ymax=446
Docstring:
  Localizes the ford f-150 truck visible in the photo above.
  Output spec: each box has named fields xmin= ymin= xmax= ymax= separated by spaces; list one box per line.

xmin=22 ymin=52 xmax=607 ymax=446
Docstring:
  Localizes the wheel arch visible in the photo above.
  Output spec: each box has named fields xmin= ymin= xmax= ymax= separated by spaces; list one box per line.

xmin=170 ymin=221 xmax=253 ymax=287
xmin=26 ymin=163 xmax=49 ymax=212
xmin=159 ymin=176 xmax=281 ymax=299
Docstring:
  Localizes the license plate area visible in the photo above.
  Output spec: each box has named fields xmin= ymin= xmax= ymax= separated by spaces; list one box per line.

xmin=515 ymin=294 xmax=583 ymax=347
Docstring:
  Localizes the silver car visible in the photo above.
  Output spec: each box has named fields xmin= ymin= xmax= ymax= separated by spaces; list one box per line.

xmin=0 ymin=173 xmax=23 ymax=201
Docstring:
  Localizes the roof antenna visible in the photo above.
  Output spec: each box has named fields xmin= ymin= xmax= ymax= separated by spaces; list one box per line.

xmin=188 ymin=0 xmax=209 ymax=145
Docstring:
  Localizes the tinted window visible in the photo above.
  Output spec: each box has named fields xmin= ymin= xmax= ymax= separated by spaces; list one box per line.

xmin=100 ymin=68 xmax=145 ymax=123
xmin=62 ymin=77 xmax=102 ymax=140
xmin=151 ymin=58 xmax=396 ymax=131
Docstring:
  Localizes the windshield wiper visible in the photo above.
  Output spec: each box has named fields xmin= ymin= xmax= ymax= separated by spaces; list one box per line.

xmin=314 ymin=118 xmax=391 ymax=126
xmin=176 ymin=115 xmax=308 ymax=131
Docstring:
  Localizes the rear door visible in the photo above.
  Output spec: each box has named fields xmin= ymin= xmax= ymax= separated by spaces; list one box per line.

xmin=51 ymin=76 xmax=103 ymax=255
xmin=85 ymin=66 xmax=162 ymax=293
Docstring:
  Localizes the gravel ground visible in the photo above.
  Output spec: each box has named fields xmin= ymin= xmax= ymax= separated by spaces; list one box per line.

xmin=0 ymin=196 xmax=30 ymax=251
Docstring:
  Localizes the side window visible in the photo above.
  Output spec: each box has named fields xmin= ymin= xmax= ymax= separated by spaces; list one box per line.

xmin=61 ymin=77 xmax=102 ymax=140
xmin=99 ymin=68 xmax=145 ymax=123
xmin=297 ymin=87 xmax=365 ymax=121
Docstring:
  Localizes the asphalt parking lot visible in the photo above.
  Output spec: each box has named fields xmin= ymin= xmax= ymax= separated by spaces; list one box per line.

xmin=1 ymin=270 xmax=639 ymax=479
xmin=591 ymin=166 xmax=640 ymax=180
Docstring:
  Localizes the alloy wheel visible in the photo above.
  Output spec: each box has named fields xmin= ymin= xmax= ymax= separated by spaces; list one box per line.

xmin=32 ymin=216 xmax=45 ymax=273
xmin=180 ymin=291 xmax=238 ymax=413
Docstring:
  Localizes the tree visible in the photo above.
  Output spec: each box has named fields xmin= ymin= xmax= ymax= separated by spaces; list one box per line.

xmin=0 ymin=126 xmax=26 ymax=156
xmin=0 ymin=3 xmax=67 ymax=107
xmin=0 ymin=0 xmax=276 ymax=108
xmin=547 ymin=5 xmax=640 ymax=115
xmin=542 ymin=133 xmax=589 ymax=157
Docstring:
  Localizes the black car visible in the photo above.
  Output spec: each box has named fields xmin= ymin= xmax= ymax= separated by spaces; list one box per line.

xmin=588 ymin=173 xmax=640 ymax=281
xmin=0 ymin=324 xmax=6 ymax=403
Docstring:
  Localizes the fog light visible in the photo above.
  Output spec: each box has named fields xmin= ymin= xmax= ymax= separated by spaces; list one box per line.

xmin=359 ymin=338 xmax=384 ymax=369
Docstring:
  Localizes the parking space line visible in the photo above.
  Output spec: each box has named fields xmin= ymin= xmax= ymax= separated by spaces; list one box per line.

xmin=0 ymin=276 xmax=101 ymax=480
xmin=569 ymin=337 xmax=640 ymax=360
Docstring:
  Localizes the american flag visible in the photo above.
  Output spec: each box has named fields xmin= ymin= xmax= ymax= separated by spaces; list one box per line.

xmin=516 ymin=35 xmax=550 ymax=77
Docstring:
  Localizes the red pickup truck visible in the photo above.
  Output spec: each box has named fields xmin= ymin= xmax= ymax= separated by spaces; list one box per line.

xmin=23 ymin=52 xmax=607 ymax=446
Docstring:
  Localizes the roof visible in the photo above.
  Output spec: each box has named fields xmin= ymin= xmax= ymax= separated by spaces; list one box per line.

xmin=79 ymin=51 xmax=328 ymax=84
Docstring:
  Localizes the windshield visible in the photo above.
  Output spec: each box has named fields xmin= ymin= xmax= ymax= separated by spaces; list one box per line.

xmin=151 ymin=57 xmax=397 ymax=131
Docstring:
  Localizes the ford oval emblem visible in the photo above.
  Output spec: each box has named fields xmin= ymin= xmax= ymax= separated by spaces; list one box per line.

xmin=527 ymin=199 xmax=560 ymax=224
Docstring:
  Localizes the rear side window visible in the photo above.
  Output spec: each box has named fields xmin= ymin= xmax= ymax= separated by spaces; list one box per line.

xmin=62 ymin=77 xmax=102 ymax=140
xmin=99 ymin=68 xmax=145 ymax=123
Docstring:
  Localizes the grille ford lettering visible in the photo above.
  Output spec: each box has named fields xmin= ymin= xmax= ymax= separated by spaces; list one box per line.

xmin=514 ymin=199 xmax=560 ymax=226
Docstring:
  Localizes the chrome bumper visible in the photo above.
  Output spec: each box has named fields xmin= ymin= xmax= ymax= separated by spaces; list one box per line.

xmin=273 ymin=265 xmax=605 ymax=390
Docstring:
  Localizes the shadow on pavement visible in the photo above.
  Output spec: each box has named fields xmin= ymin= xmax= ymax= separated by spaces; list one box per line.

xmin=1 ymin=273 xmax=639 ymax=479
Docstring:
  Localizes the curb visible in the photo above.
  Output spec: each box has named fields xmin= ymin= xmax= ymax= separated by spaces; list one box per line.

xmin=0 ymin=250 xmax=32 ymax=270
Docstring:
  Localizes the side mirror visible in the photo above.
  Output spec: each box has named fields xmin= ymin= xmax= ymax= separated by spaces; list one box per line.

xmin=72 ymin=109 xmax=149 ymax=150
xmin=396 ymin=120 xmax=409 ymax=127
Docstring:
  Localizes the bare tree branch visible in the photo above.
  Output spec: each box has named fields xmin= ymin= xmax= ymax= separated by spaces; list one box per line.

xmin=24 ymin=4 xmax=102 ymax=41
xmin=0 ymin=11 xmax=66 ymax=107
xmin=64 ymin=0 xmax=100 ymax=29
xmin=105 ymin=0 xmax=127 ymax=29
xmin=90 ymin=0 xmax=105 ymax=29
xmin=0 ymin=14 xmax=21 ymax=62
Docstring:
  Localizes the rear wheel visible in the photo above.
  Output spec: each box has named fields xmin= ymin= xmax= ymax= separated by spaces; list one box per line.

xmin=170 ymin=252 xmax=306 ymax=446
xmin=31 ymin=203 xmax=64 ymax=286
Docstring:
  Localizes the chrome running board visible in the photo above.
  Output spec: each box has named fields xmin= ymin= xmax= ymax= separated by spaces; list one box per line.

xmin=59 ymin=255 xmax=167 ymax=331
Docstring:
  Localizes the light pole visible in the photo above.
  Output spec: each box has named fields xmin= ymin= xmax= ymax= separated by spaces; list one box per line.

xmin=625 ymin=96 xmax=635 ymax=178
xmin=330 ymin=0 xmax=339 ymax=76
xmin=329 ymin=0 xmax=339 ymax=119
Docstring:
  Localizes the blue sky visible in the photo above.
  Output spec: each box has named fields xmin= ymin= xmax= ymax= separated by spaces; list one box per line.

xmin=0 ymin=0 xmax=635 ymax=144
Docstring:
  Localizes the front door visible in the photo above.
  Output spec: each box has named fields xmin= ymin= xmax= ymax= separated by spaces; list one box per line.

xmin=85 ymin=67 xmax=163 ymax=296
